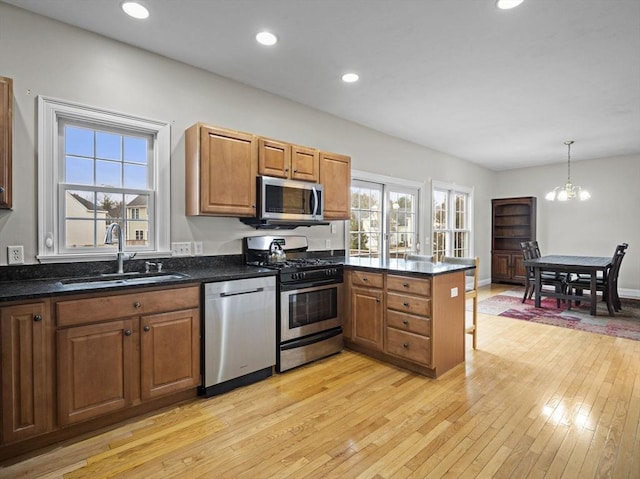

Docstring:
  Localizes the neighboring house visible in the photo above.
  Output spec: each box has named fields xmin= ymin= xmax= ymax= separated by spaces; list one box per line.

xmin=126 ymin=195 xmax=148 ymax=246
xmin=65 ymin=193 xmax=108 ymax=248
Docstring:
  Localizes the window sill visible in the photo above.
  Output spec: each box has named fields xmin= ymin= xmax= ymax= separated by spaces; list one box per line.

xmin=37 ymin=251 xmax=173 ymax=264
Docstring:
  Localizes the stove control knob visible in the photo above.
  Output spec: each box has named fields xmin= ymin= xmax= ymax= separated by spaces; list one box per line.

xmin=300 ymin=272 xmax=306 ymax=280
xmin=292 ymin=273 xmax=299 ymax=280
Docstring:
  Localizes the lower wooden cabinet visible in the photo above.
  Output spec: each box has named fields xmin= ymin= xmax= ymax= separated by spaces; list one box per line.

xmin=345 ymin=268 xmax=465 ymax=378
xmin=492 ymin=252 xmax=527 ymax=284
xmin=56 ymin=285 xmax=201 ymax=426
xmin=1 ymin=300 xmax=54 ymax=444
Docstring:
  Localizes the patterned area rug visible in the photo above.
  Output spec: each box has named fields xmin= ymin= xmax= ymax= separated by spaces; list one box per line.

xmin=475 ymin=288 xmax=640 ymax=341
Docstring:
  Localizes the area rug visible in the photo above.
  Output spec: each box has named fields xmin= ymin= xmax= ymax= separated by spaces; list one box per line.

xmin=474 ymin=288 xmax=640 ymax=341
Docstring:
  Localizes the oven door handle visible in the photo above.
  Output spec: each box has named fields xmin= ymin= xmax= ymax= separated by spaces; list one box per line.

xmin=280 ymin=279 xmax=343 ymax=292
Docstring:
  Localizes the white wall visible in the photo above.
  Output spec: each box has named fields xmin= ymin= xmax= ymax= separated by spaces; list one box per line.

xmin=494 ymin=155 xmax=640 ymax=295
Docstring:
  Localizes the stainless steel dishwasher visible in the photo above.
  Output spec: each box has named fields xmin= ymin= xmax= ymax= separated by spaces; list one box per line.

xmin=201 ymin=276 xmax=276 ymax=397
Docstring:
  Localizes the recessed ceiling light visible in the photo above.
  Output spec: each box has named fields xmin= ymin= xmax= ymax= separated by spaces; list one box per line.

xmin=341 ymin=73 xmax=359 ymax=83
xmin=256 ymin=31 xmax=278 ymax=46
xmin=496 ymin=0 xmax=524 ymax=9
xmin=122 ymin=2 xmax=149 ymax=19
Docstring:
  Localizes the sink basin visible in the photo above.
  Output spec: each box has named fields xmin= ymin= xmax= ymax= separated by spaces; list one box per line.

xmin=58 ymin=271 xmax=190 ymax=288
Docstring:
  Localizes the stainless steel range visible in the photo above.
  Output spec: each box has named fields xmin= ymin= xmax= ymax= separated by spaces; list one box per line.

xmin=244 ymin=235 xmax=344 ymax=372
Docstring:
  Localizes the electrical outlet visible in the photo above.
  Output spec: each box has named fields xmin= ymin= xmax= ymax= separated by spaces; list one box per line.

xmin=330 ymin=223 xmax=337 ymax=234
xmin=8 ymin=245 xmax=24 ymax=264
xmin=325 ymin=239 xmax=331 ymax=249
xmin=193 ymin=241 xmax=203 ymax=256
xmin=171 ymin=242 xmax=192 ymax=256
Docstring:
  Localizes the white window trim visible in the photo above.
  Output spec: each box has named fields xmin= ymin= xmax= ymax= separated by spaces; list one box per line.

xmin=348 ymin=169 xmax=427 ymax=256
xmin=37 ymin=96 xmax=171 ymax=263
xmin=431 ymin=179 xmax=475 ymax=257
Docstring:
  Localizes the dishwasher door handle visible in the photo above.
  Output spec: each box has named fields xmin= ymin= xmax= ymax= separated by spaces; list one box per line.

xmin=219 ymin=287 xmax=264 ymax=298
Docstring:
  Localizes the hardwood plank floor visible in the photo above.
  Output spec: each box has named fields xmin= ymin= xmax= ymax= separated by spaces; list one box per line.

xmin=2 ymin=284 xmax=638 ymax=479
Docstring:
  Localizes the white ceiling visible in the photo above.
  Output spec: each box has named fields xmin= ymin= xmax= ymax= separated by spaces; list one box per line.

xmin=4 ymin=0 xmax=640 ymax=170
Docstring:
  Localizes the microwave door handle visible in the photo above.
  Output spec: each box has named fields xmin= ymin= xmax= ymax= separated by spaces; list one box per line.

xmin=311 ymin=187 xmax=319 ymax=216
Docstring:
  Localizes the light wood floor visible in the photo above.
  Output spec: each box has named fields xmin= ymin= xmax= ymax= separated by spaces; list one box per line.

xmin=2 ymin=285 xmax=639 ymax=479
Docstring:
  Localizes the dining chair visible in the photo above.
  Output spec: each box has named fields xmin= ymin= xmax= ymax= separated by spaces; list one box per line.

xmin=442 ymin=256 xmax=479 ymax=349
xmin=567 ymin=243 xmax=628 ymax=314
xmin=405 ymin=254 xmax=434 ymax=262
xmin=520 ymin=241 xmax=565 ymax=307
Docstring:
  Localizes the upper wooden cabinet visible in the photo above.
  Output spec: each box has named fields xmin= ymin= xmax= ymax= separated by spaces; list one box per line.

xmin=0 ymin=76 xmax=12 ymax=209
xmin=319 ymin=151 xmax=351 ymax=220
xmin=185 ymin=123 xmax=258 ymax=217
xmin=258 ymin=138 xmax=319 ymax=182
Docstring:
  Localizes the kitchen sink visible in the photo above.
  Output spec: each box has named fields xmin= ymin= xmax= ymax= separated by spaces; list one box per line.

xmin=57 ymin=271 xmax=190 ymax=288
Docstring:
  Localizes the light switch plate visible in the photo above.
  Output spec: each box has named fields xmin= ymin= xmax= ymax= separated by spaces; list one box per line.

xmin=450 ymin=287 xmax=458 ymax=298
xmin=171 ymin=242 xmax=192 ymax=256
xmin=193 ymin=241 xmax=203 ymax=256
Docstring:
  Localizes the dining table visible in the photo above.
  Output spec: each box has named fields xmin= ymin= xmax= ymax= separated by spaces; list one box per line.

xmin=522 ymin=255 xmax=612 ymax=316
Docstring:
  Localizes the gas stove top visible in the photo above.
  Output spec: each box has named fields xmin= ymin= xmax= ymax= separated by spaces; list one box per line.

xmin=253 ymin=257 xmax=341 ymax=271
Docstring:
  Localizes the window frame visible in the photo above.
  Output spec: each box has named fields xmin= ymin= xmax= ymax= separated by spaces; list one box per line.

xmin=38 ymin=96 xmax=171 ymax=263
xmin=431 ymin=180 xmax=474 ymax=260
xmin=348 ymin=170 xmax=426 ymax=260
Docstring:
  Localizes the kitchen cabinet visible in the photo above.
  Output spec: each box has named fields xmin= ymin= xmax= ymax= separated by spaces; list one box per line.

xmin=385 ymin=275 xmax=432 ymax=366
xmin=349 ymin=271 xmax=384 ymax=351
xmin=0 ymin=76 xmax=12 ymax=209
xmin=491 ymin=196 xmax=536 ymax=284
xmin=1 ymin=300 xmax=54 ymax=444
xmin=345 ymin=268 xmax=465 ymax=378
xmin=319 ymin=151 xmax=351 ymax=220
xmin=56 ymin=285 xmax=200 ymax=426
xmin=258 ymin=137 xmax=319 ymax=182
xmin=185 ymin=123 xmax=258 ymax=217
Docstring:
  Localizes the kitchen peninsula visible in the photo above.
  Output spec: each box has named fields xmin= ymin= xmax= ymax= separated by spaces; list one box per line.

xmin=344 ymin=258 xmax=472 ymax=378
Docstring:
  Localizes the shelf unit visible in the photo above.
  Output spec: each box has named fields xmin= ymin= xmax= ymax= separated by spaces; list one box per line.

xmin=491 ymin=197 xmax=536 ymax=284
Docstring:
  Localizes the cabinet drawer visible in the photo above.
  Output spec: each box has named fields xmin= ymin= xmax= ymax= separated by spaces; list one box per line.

xmin=386 ymin=292 xmax=431 ymax=317
xmin=386 ymin=310 xmax=431 ymax=337
xmin=387 ymin=275 xmax=431 ymax=296
xmin=386 ymin=328 xmax=431 ymax=365
xmin=350 ymin=270 xmax=384 ymax=289
xmin=56 ymin=286 xmax=200 ymax=327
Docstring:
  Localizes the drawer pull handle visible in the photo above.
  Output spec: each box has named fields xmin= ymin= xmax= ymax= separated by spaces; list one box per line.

xmin=403 ymin=302 xmax=409 ymax=307
xmin=362 ymin=277 xmax=368 ymax=281
xmin=403 ymin=283 xmax=409 ymax=288
xmin=403 ymin=342 xmax=409 ymax=348
xmin=124 ymin=329 xmax=132 ymax=336
xmin=403 ymin=319 xmax=409 ymax=325
xmin=134 ymin=301 xmax=141 ymax=309
xmin=375 ymin=298 xmax=380 ymax=303
xmin=144 ymin=325 xmax=151 ymax=332
xmin=33 ymin=314 xmax=43 ymax=322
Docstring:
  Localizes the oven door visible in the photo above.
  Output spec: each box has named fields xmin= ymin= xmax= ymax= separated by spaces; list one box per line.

xmin=280 ymin=282 xmax=342 ymax=342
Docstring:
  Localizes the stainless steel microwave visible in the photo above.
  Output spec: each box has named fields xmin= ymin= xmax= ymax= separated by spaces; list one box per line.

xmin=258 ymin=176 xmax=324 ymax=221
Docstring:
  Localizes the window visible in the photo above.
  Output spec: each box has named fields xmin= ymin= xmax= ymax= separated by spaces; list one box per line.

xmin=38 ymin=97 xmax=170 ymax=262
xmin=349 ymin=171 xmax=424 ymax=260
xmin=432 ymin=181 xmax=473 ymax=261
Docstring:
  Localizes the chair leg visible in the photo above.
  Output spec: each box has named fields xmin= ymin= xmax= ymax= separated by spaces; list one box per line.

xmin=472 ymin=296 xmax=477 ymax=349
xmin=522 ymin=283 xmax=529 ymax=303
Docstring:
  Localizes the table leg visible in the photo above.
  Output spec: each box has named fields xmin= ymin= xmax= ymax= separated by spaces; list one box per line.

xmin=534 ymin=267 xmax=541 ymax=308
xmin=590 ymin=272 xmax=597 ymax=315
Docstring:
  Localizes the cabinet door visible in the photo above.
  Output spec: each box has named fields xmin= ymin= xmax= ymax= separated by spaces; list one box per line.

xmin=1 ymin=301 xmax=53 ymax=443
xmin=319 ymin=151 xmax=351 ymax=220
xmin=290 ymin=145 xmax=319 ymax=182
xmin=513 ymin=254 xmax=527 ymax=284
xmin=57 ymin=319 xmax=134 ymax=426
xmin=351 ymin=286 xmax=383 ymax=351
xmin=140 ymin=308 xmax=200 ymax=401
xmin=258 ymin=138 xmax=290 ymax=178
xmin=492 ymin=253 xmax=512 ymax=281
xmin=0 ymin=76 xmax=12 ymax=209
xmin=196 ymin=125 xmax=257 ymax=216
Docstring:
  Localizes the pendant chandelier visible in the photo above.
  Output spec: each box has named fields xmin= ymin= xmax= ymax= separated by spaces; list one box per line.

xmin=545 ymin=141 xmax=591 ymax=201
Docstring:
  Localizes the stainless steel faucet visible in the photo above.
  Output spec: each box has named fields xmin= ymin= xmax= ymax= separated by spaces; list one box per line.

xmin=104 ymin=223 xmax=136 ymax=274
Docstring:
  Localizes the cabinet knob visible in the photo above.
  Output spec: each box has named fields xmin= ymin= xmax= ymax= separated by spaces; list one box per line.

xmin=33 ymin=314 xmax=43 ymax=322
xmin=402 ymin=283 xmax=409 ymax=288
xmin=252 ymin=204 xmax=256 ymax=208
xmin=0 ymin=185 xmax=4 ymax=193
xmin=285 ymin=168 xmax=289 ymax=172
xmin=134 ymin=301 xmax=141 ymax=309
xmin=403 ymin=343 xmax=409 ymax=348
xmin=144 ymin=325 xmax=151 ymax=332
xmin=124 ymin=329 xmax=132 ymax=336
xmin=362 ymin=277 xmax=368 ymax=281
xmin=403 ymin=319 xmax=409 ymax=325
xmin=293 ymin=169 xmax=298 ymax=173
xmin=375 ymin=298 xmax=380 ymax=303
xmin=403 ymin=302 xmax=409 ymax=307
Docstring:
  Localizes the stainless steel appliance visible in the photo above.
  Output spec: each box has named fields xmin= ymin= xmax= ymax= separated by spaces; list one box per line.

xmin=201 ymin=276 xmax=276 ymax=397
xmin=245 ymin=235 xmax=344 ymax=372
xmin=258 ymin=176 xmax=324 ymax=221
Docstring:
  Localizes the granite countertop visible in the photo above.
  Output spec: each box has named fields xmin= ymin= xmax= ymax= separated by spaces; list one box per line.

xmin=345 ymin=257 xmax=474 ymax=276
xmin=0 ymin=256 xmax=277 ymax=303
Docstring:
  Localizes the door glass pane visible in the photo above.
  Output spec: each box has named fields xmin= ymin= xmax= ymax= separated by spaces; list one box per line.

xmin=350 ymin=182 xmax=382 ymax=258
xmin=388 ymin=189 xmax=418 ymax=259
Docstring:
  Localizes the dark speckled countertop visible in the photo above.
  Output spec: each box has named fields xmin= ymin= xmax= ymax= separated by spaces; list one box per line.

xmin=345 ymin=257 xmax=474 ymax=276
xmin=0 ymin=255 xmax=276 ymax=303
